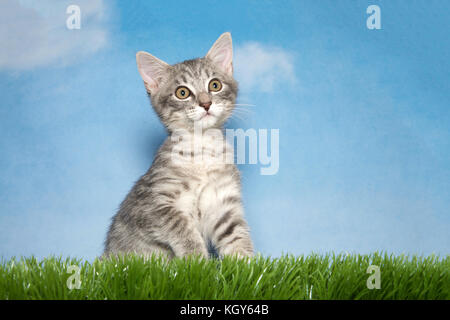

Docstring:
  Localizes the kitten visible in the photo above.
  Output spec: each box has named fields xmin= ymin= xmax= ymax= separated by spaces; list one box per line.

xmin=103 ymin=33 xmax=254 ymax=259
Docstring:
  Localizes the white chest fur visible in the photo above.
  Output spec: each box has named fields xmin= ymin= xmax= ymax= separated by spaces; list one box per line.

xmin=169 ymin=130 xmax=234 ymax=172
xmin=168 ymin=130 xmax=240 ymax=235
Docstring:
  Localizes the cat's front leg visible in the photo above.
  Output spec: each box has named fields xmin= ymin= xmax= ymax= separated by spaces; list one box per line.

xmin=211 ymin=205 xmax=254 ymax=258
xmin=160 ymin=210 xmax=209 ymax=258
xmin=170 ymin=229 xmax=209 ymax=258
xmin=198 ymin=174 xmax=254 ymax=258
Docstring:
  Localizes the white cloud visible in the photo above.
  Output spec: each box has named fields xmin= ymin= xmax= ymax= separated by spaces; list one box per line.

xmin=0 ymin=0 xmax=108 ymax=70
xmin=234 ymin=42 xmax=296 ymax=93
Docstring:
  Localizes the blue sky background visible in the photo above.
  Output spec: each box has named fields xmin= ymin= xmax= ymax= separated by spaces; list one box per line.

xmin=0 ymin=0 xmax=448 ymax=260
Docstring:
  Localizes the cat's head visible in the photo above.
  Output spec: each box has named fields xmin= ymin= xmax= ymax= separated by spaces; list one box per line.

xmin=136 ymin=32 xmax=238 ymax=132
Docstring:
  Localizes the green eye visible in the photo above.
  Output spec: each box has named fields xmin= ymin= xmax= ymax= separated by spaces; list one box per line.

xmin=208 ymin=79 xmax=222 ymax=92
xmin=175 ymin=86 xmax=190 ymax=99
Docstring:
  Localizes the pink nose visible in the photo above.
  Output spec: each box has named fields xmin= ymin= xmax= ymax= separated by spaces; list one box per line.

xmin=200 ymin=101 xmax=212 ymax=111
xmin=198 ymin=92 xmax=212 ymax=111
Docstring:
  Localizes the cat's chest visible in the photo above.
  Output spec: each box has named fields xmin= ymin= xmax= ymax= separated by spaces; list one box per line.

xmin=172 ymin=157 xmax=237 ymax=224
xmin=169 ymin=131 xmax=233 ymax=173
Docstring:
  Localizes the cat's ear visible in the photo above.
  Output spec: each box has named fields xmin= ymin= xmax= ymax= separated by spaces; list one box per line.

xmin=206 ymin=32 xmax=233 ymax=76
xmin=136 ymin=51 xmax=169 ymax=95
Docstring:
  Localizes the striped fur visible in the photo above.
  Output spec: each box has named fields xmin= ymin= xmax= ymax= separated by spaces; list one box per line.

xmin=104 ymin=33 xmax=254 ymax=259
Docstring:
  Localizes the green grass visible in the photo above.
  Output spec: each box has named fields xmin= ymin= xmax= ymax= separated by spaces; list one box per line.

xmin=0 ymin=253 xmax=448 ymax=300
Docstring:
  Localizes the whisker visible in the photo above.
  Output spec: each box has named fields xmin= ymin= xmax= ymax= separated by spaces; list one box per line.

xmin=211 ymin=103 xmax=254 ymax=123
xmin=233 ymin=109 xmax=254 ymax=116
xmin=228 ymin=114 xmax=249 ymax=124
xmin=233 ymin=103 xmax=256 ymax=107
xmin=214 ymin=103 xmax=256 ymax=108
xmin=233 ymin=106 xmax=253 ymax=112
xmin=214 ymin=104 xmax=253 ymax=114
xmin=233 ymin=108 xmax=253 ymax=116
xmin=231 ymin=113 xmax=252 ymax=120
xmin=229 ymin=113 xmax=245 ymax=121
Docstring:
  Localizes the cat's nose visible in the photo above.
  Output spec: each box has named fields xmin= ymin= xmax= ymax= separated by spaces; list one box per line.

xmin=198 ymin=92 xmax=212 ymax=111
xmin=200 ymin=101 xmax=212 ymax=111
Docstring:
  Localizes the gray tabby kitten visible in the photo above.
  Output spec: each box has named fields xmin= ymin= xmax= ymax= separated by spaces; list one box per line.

xmin=104 ymin=33 xmax=254 ymax=259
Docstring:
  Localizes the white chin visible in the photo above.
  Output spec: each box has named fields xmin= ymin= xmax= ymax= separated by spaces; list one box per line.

xmin=200 ymin=115 xmax=217 ymax=128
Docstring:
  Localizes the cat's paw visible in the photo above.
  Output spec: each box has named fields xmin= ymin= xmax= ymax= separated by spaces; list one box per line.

xmin=222 ymin=248 xmax=254 ymax=259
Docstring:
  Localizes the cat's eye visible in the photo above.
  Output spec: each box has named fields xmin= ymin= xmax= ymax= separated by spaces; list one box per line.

xmin=175 ymin=86 xmax=191 ymax=99
xmin=208 ymin=79 xmax=222 ymax=92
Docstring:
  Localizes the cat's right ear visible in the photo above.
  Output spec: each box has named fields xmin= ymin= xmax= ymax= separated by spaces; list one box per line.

xmin=206 ymin=32 xmax=233 ymax=76
xmin=136 ymin=51 xmax=169 ymax=95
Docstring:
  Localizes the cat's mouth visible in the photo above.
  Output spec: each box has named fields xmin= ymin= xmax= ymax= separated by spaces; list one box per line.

xmin=201 ymin=111 xmax=213 ymax=119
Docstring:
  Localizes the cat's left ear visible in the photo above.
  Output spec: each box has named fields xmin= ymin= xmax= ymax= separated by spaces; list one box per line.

xmin=206 ymin=32 xmax=233 ymax=76
xmin=136 ymin=51 xmax=170 ymax=95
